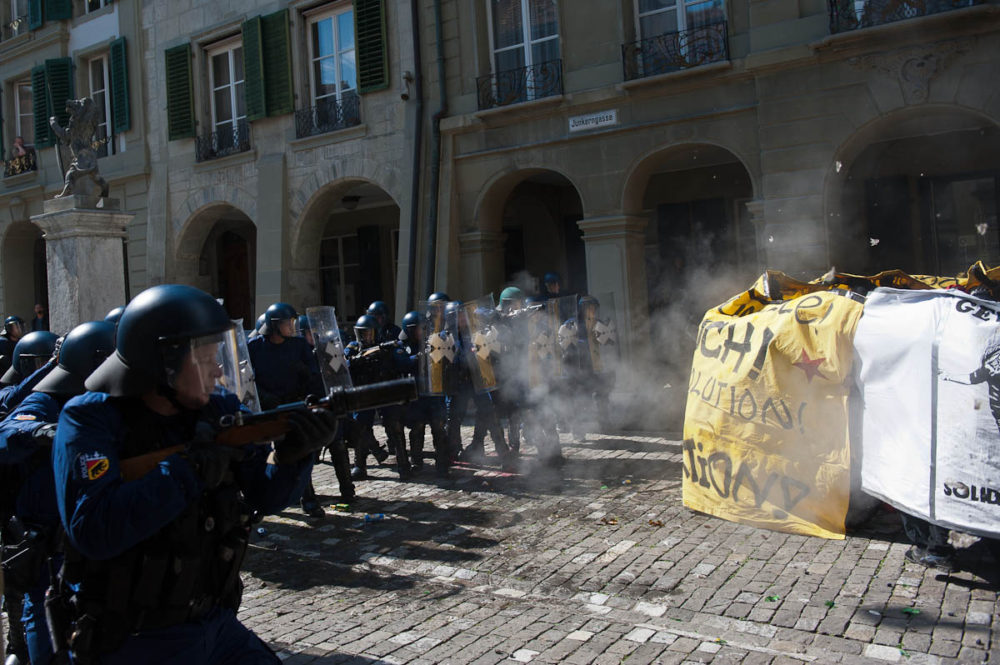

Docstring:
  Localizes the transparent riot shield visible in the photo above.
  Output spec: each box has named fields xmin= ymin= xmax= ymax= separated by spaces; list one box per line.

xmin=459 ymin=295 xmax=499 ymax=393
xmin=580 ymin=293 xmax=620 ymax=375
xmin=524 ymin=303 xmax=554 ymax=391
xmin=417 ymin=299 xmax=456 ymax=396
xmin=216 ymin=321 xmax=261 ymax=413
xmin=307 ymin=306 xmax=353 ymax=392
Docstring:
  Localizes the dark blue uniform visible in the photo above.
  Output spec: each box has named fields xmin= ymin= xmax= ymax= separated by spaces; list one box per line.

xmin=399 ymin=334 xmax=449 ymax=475
xmin=0 ymin=391 xmax=64 ymax=665
xmin=0 ymin=361 xmax=55 ymax=415
xmin=345 ymin=341 xmax=411 ymax=477
xmin=247 ymin=336 xmax=323 ymax=409
xmin=445 ymin=340 xmax=509 ymax=466
xmin=52 ymin=391 xmax=311 ymax=664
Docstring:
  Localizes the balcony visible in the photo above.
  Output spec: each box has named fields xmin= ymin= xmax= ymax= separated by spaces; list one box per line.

xmin=476 ymin=59 xmax=563 ymax=111
xmin=3 ymin=151 xmax=37 ymax=178
xmin=1 ymin=17 xmax=29 ymax=42
xmin=622 ymin=22 xmax=729 ymax=81
xmin=828 ymin=0 xmax=981 ymax=32
xmin=294 ymin=94 xmax=361 ymax=139
xmin=195 ymin=119 xmax=251 ymax=163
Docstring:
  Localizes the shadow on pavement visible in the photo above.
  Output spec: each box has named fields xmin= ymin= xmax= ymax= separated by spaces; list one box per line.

xmin=563 ymin=436 xmax=678 ymax=453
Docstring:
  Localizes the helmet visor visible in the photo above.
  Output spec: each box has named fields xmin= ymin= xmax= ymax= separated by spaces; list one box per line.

xmin=163 ymin=327 xmax=241 ymax=407
xmin=274 ymin=317 xmax=300 ymax=338
xmin=7 ymin=321 xmax=25 ymax=338
xmin=355 ymin=326 xmax=375 ymax=347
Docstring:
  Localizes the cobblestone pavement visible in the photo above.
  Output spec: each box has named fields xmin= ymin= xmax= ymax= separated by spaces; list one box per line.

xmin=241 ymin=429 xmax=998 ymax=665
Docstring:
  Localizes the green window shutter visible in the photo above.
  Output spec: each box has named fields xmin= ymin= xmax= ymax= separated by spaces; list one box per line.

xmin=110 ymin=36 xmax=131 ymax=133
xmin=242 ymin=17 xmax=266 ymax=121
xmin=27 ymin=0 xmax=42 ymax=30
xmin=164 ymin=44 xmax=195 ymax=140
xmin=354 ymin=0 xmax=389 ymax=93
xmin=31 ymin=66 xmax=51 ymax=147
xmin=45 ymin=0 xmax=72 ymax=20
xmin=261 ymin=9 xmax=293 ymax=117
xmin=45 ymin=58 xmax=75 ymax=132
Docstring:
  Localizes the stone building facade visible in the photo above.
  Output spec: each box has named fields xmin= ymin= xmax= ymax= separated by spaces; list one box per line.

xmin=0 ymin=0 xmax=998 ymax=371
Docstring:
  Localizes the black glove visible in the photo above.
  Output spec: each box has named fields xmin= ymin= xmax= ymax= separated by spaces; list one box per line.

xmin=184 ymin=445 xmax=245 ymax=490
xmin=274 ymin=409 xmax=339 ymax=465
xmin=32 ymin=423 xmax=57 ymax=445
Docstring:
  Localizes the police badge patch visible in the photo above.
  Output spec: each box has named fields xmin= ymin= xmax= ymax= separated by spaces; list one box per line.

xmin=12 ymin=414 xmax=37 ymax=421
xmin=78 ymin=452 xmax=111 ymax=481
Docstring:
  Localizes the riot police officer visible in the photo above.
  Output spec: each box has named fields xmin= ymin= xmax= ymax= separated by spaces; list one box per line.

xmin=366 ymin=301 xmax=401 ymax=344
xmin=0 ymin=320 xmax=115 ymax=665
xmin=345 ymin=315 xmax=411 ymax=479
xmin=0 ymin=317 xmax=27 ymax=382
xmin=540 ymin=272 xmax=562 ymax=300
xmin=51 ymin=284 xmax=336 ymax=664
xmin=400 ymin=311 xmax=449 ymax=476
xmin=248 ymin=302 xmax=327 ymax=517
xmin=104 ymin=306 xmax=125 ymax=326
xmin=0 ymin=332 xmax=59 ymax=415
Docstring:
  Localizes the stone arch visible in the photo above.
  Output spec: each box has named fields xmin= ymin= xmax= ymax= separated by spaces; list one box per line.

xmin=173 ymin=202 xmax=257 ymax=323
xmin=824 ymin=104 xmax=1000 ymax=274
xmin=1 ymin=220 xmax=46 ymax=323
xmin=472 ymin=165 xmax=587 ymax=236
xmin=621 ymin=141 xmax=759 ymax=216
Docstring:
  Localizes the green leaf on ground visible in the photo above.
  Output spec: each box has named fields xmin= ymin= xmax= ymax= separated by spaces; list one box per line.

xmin=825 ymin=600 xmax=835 ymax=608
xmin=902 ymin=607 xmax=920 ymax=616
xmin=765 ymin=595 xmax=780 ymax=602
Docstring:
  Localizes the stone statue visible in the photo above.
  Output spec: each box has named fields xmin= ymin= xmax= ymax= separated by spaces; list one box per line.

xmin=49 ymin=97 xmax=110 ymax=200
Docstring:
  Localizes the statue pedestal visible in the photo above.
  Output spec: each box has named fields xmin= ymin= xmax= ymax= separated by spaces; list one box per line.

xmin=31 ymin=196 xmax=133 ymax=333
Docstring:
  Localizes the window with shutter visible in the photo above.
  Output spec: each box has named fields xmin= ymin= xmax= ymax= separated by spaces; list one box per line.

xmin=353 ymin=0 xmax=388 ymax=93
xmin=241 ymin=17 xmax=266 ymax=121
xmin=30 ymin=66 xmax=50 ymax=147
xmin=110 ymin=37 xmax=130 ymax=134
xmin=45 ymin=58 xmax=75 ymax=131
xmin=165 ymin=44 xmax=195 ymax=140
xmin=45 ymin=0 xmax=72 ymax=20
xmin=261 ymin=9 xmax=293 ymax=116
xmin=27 ymin=0 xmax=42 ymax=30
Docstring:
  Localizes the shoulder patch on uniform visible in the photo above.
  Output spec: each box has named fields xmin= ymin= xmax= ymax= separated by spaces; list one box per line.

xmin=78 ymin=452 xmax=111 ymax=481
xmin=12 ymin=414 xmax=37 ymax=421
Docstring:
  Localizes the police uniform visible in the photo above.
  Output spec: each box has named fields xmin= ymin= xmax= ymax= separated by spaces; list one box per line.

xmin=50 ymin=285 xmax=336 ymax=665
xmin=399 ymin=322 xmax=449 ymax=476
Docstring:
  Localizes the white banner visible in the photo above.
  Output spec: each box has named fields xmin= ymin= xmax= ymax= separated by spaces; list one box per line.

xmin=856 ymin=288 xmax=1000 ymax=538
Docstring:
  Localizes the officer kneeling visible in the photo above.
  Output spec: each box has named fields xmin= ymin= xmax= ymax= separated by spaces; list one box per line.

xmin=51 ymin=285 xmax=337 ymax=664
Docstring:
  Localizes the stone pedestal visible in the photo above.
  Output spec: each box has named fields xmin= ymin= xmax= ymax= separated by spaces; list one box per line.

xmin=31 ymin=196 xmax=134 ymax=333
xmin=578 ymin=215 xmax=649 ymax=358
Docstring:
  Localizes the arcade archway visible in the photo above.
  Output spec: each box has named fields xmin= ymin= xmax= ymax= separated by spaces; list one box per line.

xmin=2 ymin=221 xmax=46 ymax=323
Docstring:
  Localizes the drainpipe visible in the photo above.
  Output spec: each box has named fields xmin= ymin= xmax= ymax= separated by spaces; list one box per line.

xmin=404 ymin=0 xmax=425 ymax=311
xmin=421 ymin=0 xmax=447 ymax=298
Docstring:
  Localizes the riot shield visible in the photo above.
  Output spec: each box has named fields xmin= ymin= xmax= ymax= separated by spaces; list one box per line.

xmin=217 ymin=321 xmax=261 ymax=413
xmin=580 ymin=294 xmax=620 ymax=375
xmin=417 ymin=299 xmax=456 ymax=395
xmin=459 ymin=295 xmax=499 ymax=393
xmin=307 ymin=306 xmax=353 ymax=391
xmin=524 ymin=303 xmax=553 ymax=391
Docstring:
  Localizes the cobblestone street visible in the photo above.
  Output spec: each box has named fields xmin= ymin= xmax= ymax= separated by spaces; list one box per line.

xmin=243 ymin=430 xmax=999 ymax=665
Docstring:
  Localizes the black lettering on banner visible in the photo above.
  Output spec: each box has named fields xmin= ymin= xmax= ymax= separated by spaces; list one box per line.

xmin=747 ymin=327 xmax=775 ymax=381
xmin=737 ymin=389 xmax=757 ymax=420
xmin=688 ymin=367 xmax=702 ymax=396
xmin=793 ymin=295 xmax=829 ymax=325
xmin=707 ymin=452 xmax=733 ymax=498
xmin=797 ymin=402 xmax=807 ymax=434
xmin=720 ymin=322 xmax=754 ymax=372
xmin=955 ymin=298 xmax=1000 ymax=323
xmin=699 ymin=321 xmax=725 ymax=359
xmin=732 ymin=462 xmax=779 ymax=508
xmin=942 ymin=481 xmax=1000 ymax=506
xmin=760 ymin=397 xmax=793 ymax=429
xmin=700 ymin=377 xmax=717 ymax=405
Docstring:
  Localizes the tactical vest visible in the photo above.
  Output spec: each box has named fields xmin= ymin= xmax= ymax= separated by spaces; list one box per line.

xmin=60 ymin=399 xmax=250 ymax=655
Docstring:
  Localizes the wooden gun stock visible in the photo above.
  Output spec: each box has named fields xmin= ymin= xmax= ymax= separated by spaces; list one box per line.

xmin=118 ymin=377 xmax=417 ymax=482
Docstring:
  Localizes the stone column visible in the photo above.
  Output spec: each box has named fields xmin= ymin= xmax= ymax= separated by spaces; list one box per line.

xmin=745 ymin=199 xmax=767 ymax=270
xmin=457 ymin=230 xmax=505 ymax=299
xmin=31 ymin=196 xmax=134 ymax=333
xmin=577 ymin=215 xmax=649 ymax=357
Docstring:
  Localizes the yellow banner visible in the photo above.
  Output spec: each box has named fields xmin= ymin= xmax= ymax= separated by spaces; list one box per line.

xmin=682 ymin=277 xmax=864 ymax=539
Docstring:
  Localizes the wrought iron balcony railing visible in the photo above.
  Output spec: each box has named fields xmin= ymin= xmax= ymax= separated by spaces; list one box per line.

xmin=195 ymin=119 xmax=251 ymax=163
xmin=622 ymin=21 xmax=729 ymax=81
xmin=828 ymin=0 xmax=981 ymax=32
xmin=476 ymin=59 xmax=563 ymax=111
xmin=294 ymin=94 xmax=361 ymax=139
xmin=3 ymin=151 xmax=37 ymax=177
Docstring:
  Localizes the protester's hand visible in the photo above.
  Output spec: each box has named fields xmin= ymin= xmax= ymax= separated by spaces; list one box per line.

xmin=273 ymin=410 xmax=339 ymax=465
xmin=183 ymin=445 xmax=245 ymax=490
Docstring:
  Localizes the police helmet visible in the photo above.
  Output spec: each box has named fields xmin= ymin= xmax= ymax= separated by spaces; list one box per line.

xmin=255 ymin=313 xmax=266 ymax=331
xmin=367 ymin=301 xmax=388 ymax=317
xmin=104 ymin=306 xmax=125 ymax=326
xmin=427 ymin=292 xmax=451 ymax=304
xmin=86 ymin=284 xmax=233 ymax=396
xmin=34 ymin=321 xmax=115 ymax=396
xmin=354 ymin=314 xmax=378 ymax=347
xmin=297 ymin=314 xmax=311 ymax=333
xmin=4 ymin=315 xmax=25 ymax=338
xmin=261 ymin=302 xmax=298 ymax=337
xmin=499 ymin=286 xmax=525 ymax=312
xmin=543 ymin=272 xmax=561 ymax=286
xmin=1 ymin=330 xmax=58 ymax=384
xmin=401 ymin=311 xmax=422 ymax=338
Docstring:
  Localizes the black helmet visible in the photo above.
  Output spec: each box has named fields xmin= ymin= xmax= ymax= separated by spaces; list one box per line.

xmin=367 ymin=301 xmax=388 ymax=317
xmin=1 ymin=330 xmax=58 ymax=383
xmin=427 ymin=292 xmax=450 ymax=303
xmin=34 ymin=321 xmax=115 ymax=396
xmin=104 ymin=306 xmax=125 ymax=326
xmin=4 ymin=315 xmax=25 ymax=338
xmin=86 ymin=284 xmax=233 ymax=396
xmin=297 ymin=314 xmax=311 ymax=333
xmin=354 ymin=314 xmax=378 ymax=347
xmin=543 ymin=272 xmax=561 ymax=286
xmin=261 ymin=302 xmax=298 ymax=337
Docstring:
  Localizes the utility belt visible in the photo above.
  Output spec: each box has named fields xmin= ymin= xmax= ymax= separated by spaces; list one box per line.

xmin=1 ymin=515 xmax=58 ymax=593
xmin=57 ymin=487 xmax=250 ymax=658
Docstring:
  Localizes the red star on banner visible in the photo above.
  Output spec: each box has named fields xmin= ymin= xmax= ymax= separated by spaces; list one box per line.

xmin=793 ymin=350 xmax=828 ymax=382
